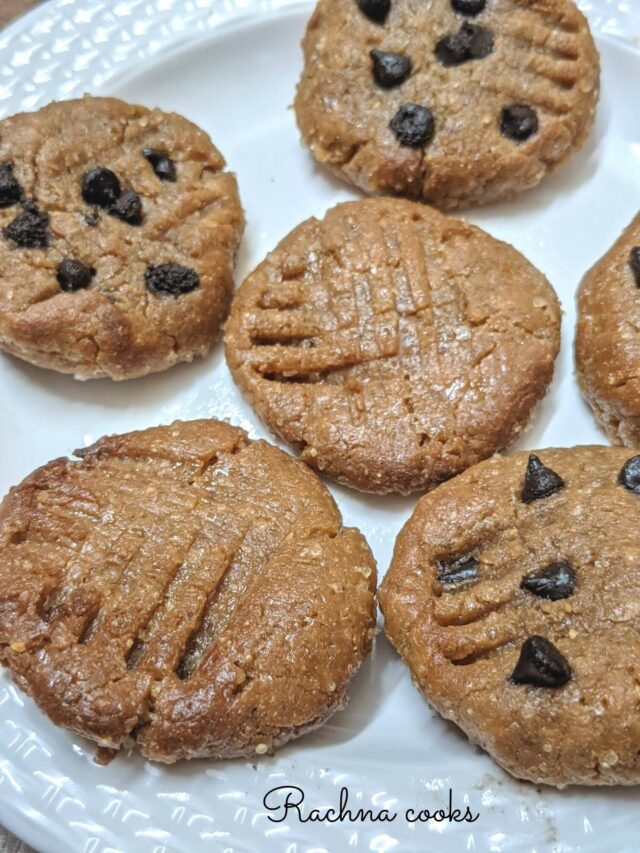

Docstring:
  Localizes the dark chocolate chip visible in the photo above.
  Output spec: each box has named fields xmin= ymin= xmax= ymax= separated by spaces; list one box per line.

xmin=510 ymin=635 xmax=572 ymax=688
xmin=145 ymin=263 xmax=200 ymax=297
xmin=370 ymin=49 xmax=412 ymax=88
xmin=521 ymin=454 xmax=565 ymax=503
xmin=57 ymin=258 xmax=96 ymax=292
xmin=84 ymin=211 xmax=100 ymax=227
xmin=437 ymin=555 xmax=479 ymax=586
xmin=142 ymin=148 xmax=177 ymax=182
xmin=390 ymin=104 xmax=435 ymax=147
xmin=500 ymin=104 xmax=539 ymax=142
xmin=3 ymin=201 xmax=50 ymax=249
xmin=435 ymin=23 xmax=494 ymax=66
xmin=0 ymin=162 xmax=23 ymax=208
xmin=618 ymin=455 xmax=640 ymax=494
xmin=451 ymin=0 xmax=486 ymax=15
xmin=521 ymin=560 xmax=576 ymax=601
xmin=110 ymin=190 xmax=143 ymax=226
xmin=356 ymin=0 xmax=390 ymax=24
xmin=629 ymin=247 xmax=640 ymax=288
xmin=82 ymin=167 xmax=121 ymax=208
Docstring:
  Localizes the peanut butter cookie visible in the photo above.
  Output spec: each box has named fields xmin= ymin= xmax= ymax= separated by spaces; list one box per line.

xmin=576 ymin=212 xmax=640 ymax=446
xmin=380 ymin=447 xmax=640 ymax=786
xmin=0 ymin=420 xmax=376 ymax=762
xmin=295 ymin=0 xmax=599 ymax=210
xmin=225 ymin=198 xmax=560 ymax=494
xmin=0 ymin=96 xmax=244 ymax=380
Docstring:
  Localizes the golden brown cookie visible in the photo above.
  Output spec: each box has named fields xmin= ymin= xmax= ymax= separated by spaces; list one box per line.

xmin=0 ymin=419 xmax=376 ymax=762
xmin=380 ymin=446 xmax=640 ymax=786
xmin=0 ymin=96 xmax=244 ymax=380
xmin=224 ymin=198 xmax=561 ymax=494
xmin=294 ymin=0 xmax=599 ymax=210
xmin=576 ymin=212 xmax=640 ymax=446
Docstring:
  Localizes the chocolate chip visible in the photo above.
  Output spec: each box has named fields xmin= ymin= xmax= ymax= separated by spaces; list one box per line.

xmin=355 ymin=0 xmax=390 ymax=24
xmin=451 ymin=0 xmax=486 ymax=15
xmin=370 ymin=49 xmax=412 ymax=88
xmin=618 ymin=455 xmax=640 ymax=495
xmin=145 ymin=263 xmax=200 ymax=296
xmin=57 ymin=259 xmax=96 ymax=292
xmin=500 ymin=105 xmax=539 ymax=142
xmin=390 ymin=104 xmax=435 ymax=147
xmin=142 ymin=148 xmax=177 ymax=182
xmin=82 ymin=167 xmax=121 ymax=208
xmin=510 ymin=636 xmax=572 ymax=688
xmin=521 ymin=561 xmax=576 ymax=601
xmin=437 ymin=555 xmax=478 ymax=586
xmin=3 ymin=201 xmax=50 ymax=249
xmin=110 ymin=190 xmax=143 ymax=226
xmin=629 ymin=247 xmax=640 ymax=288
xmin=521 ymin=454 xmax=565 ymax=503
xmin=0 ymin=162 xmax=23 ymax=208
xmin=435 ymin=23 xmax=494 ymax=66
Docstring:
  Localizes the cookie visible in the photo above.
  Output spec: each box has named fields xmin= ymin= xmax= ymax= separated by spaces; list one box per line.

xmin=379 ymin=446 xmax=640 ymax=786
xmin=576 ymin=212 xmax=640 ymax=446
xmin=294 ymin=0 xmax=599 ymax=210
xmin=0 ymin=420 xmax=376 ymax=762
xmin=0 ymin=96 xmax=244 ymax=380
xmin=224 ymin=198 xmax=560 ymax=494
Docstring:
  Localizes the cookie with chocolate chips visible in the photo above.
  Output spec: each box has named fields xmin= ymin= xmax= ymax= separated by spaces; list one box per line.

xmin=0 ymin=96 xmax=244 ymax=380
xmin=576 ymin=212 xmax=640 ymax=447
xmin=380 ymin=446 xmax=640 ymax=786
xmin=225 ymin=198 xmax=560 ymax=494
xmin=0 ymin=419 xmax=376 ymax=762
xmin=295 ymin=0 xmax=599 ymax=210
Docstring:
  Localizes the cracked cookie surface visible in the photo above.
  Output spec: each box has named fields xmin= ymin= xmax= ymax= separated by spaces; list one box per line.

xmin=576 ymin=212 xmax=640 ymax=447
xmin=224 ymin=198 xmax=560 ymax=494
xmin=294 ymin=0 xmax=599 ymax=210
xmin=380 ymin=446 xmax=640 ymax=786
xmin=0 ymin=96 xmax=244 ymax=380
xmin=0 ymin=419 xmax=376 ymax=762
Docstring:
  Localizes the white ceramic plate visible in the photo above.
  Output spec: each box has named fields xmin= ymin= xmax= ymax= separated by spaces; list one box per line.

xmin=1 ymin=1 xmax=639 ymax=851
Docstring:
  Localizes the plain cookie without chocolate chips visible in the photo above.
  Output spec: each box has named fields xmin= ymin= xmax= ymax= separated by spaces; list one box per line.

xmin=0 ymin=96 xmax=244 ymax=380
xmin=294 ymin=0 xmax=600 ymax=210
xmin=0 ymin=419 xmax=376 ymax=762
xmin=380 ymin=446 xmax=640 ymax=786
xmin=224 ymin=198 xmax=561 ymax=494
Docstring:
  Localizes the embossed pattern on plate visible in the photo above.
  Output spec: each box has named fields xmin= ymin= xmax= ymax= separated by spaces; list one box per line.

xmin=0 ymin=1 xmax=640 ymax=852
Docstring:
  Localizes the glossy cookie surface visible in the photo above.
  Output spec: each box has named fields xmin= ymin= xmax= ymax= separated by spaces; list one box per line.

xmin=0 ymin=420 xmax=376 ymax=762
xmin=380 ymin=446 xmax=640 ymax=786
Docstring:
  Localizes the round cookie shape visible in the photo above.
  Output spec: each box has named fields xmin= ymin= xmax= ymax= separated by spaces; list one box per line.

xmin=576 ymin=212 xmax=640 ymax=447
xmin=224 ymin=199 xmax=561 ymax=494
xmin=379 ymin=447 xmax=640 ymax=786
xmin=0 ymin=420 xmax=376 ymax=762
xmin=0 ymin=96 xmax=244 ymax=380
xmin=294 ymin=0 xmax=599 ymax=210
